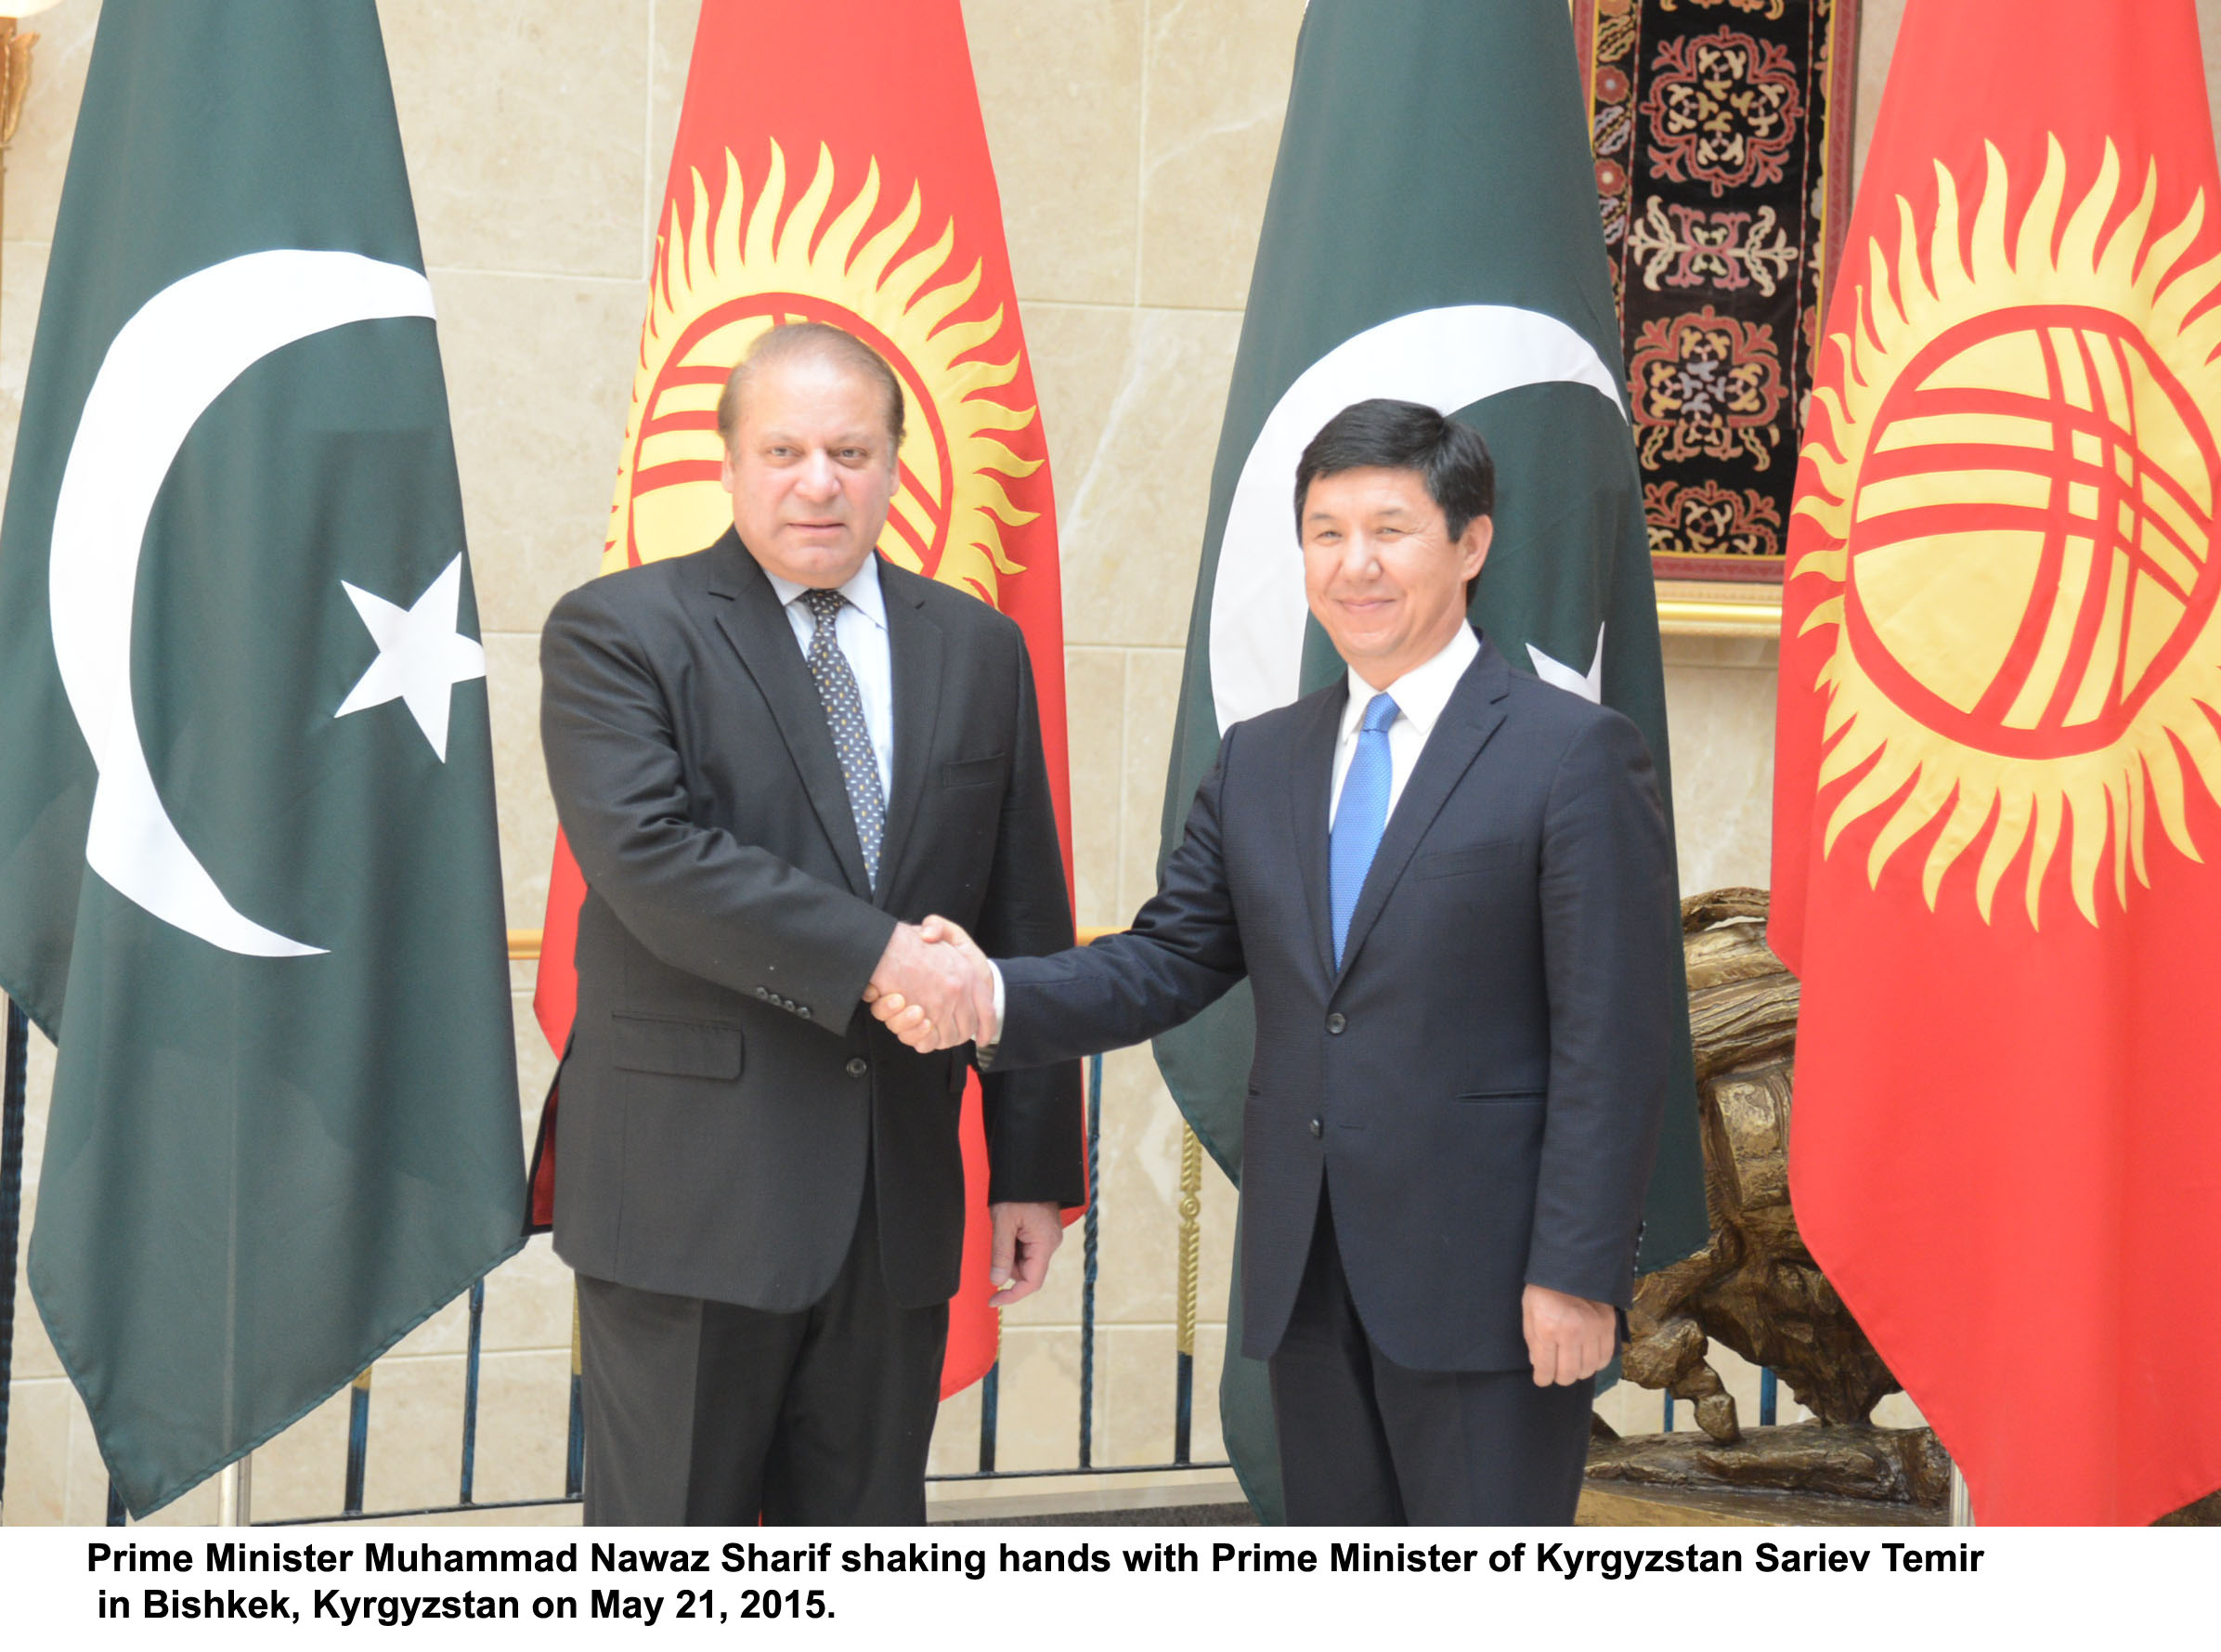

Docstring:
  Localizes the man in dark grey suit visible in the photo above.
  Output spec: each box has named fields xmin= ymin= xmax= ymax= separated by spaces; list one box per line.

xmin=876 ymin=399 xmax=1679 ymax=1524
xmin=539 ymin=322 xmax=1082 ymax=1526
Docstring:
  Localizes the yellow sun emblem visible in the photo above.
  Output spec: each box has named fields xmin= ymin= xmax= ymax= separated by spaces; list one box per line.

xmin=605 ymin=139 xmax=1042 ymax=605
xmin=1793 ymin=137 xmax=2221 ymax=926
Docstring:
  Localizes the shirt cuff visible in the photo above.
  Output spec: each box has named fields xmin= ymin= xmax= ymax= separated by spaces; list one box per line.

xmin=973 ymin=961 xmax=1007 ymax=1071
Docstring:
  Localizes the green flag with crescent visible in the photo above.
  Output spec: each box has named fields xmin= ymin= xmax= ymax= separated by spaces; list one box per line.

xmin=0 ymin=0 xmax=524 ymax=1515
xmin=1154 ymin=0 xmax=1708 ymax=1520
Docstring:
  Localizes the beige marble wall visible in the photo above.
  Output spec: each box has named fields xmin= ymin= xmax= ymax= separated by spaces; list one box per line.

xmin=10 ymin=0 xmax=2221 ymax=1524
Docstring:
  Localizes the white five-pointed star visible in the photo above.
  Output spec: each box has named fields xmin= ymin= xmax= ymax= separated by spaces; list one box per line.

xmin=334 ymin=553 xmax=487 ymax=761
xmin=1528 ymin=624 xmax=1606 ymax=705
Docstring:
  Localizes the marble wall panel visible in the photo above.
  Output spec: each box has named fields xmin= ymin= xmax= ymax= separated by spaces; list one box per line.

xmin=926 ymin=1377 xmax=983 ymax=1477
xmin=484 ymin=631 xmax=556 ymax=930
xmin=1097 ymin=1324 xmax=1186 ymax=1466
xmin=1063 ymin=647 xmax=1128 ymax=930
xmin=2206 ymin=0 xmax=2221 ymax=165
xmin=0 ymin=240 xmax=48 ymax=505
xmin=452 ymin=1349 xmax=572 ymax=1505
xmin=514 ymin=983 xmax=561 ymax=1130
xmin=1187 ymin=1323 xmax=1229 ymax=1464
xmin=648 ymin=0 xmax=705 ymax=253
xmin=1138 ymin=0 xmax=1308 ymax=310
xmin=360 ymin=1356 xmax=471 ymax=1515
xmin=1851 ymin=0 xmax=1907 ymax=193
xmin=989 ymin=1322 xmax=1084 ymax=1474
xmin=478 ymin=1236 xmax=578 ymax=1357
xmin=431 ymin=271 xmax=644 ymax=639
xmin=1118 ymin=648 xmax=1187 ymax=913
xmin=1055 ymin=309 xmax=1240 ymax=648
xmin=1090 ymin=1047 xmax=1191 ymax=1325
xmin=963 ymin=0 xmax=1144 ymax=307
xmin=386 ymin=1286 xmax=474 ymax=1363
xmin=1660 ymin=636 xmax=1780 ymax=895
xmin=1023 ymin=303 xmax=1149 ymax=515
xmin=0 ymin=1378 xmax=68 ymax=1525
xmin=0 ymin=3 xmax=97 ymax=252
xmin=377 ymin=0 xmax=649 ymax=281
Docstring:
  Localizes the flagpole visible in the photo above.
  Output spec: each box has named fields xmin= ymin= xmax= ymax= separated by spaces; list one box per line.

xmin=216 ymin=1453 xmax=253 ymax=1527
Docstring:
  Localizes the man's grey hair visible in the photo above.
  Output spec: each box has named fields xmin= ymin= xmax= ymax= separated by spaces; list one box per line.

xmin=715 ymin=320 xmax=906 ymax=457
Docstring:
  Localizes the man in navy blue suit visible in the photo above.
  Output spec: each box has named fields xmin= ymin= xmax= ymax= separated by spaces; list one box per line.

xmin=873 ymin=399 xmax=1679 ymax=1525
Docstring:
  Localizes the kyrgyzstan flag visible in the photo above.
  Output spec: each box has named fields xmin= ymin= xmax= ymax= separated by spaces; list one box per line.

xmin=1773 ymin=0 xmax=2221 ymax=1523
xmin=530 ymin=0 xmax=1075 ymax=1398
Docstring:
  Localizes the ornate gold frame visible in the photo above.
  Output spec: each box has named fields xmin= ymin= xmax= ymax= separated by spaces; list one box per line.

xmin=1656 ymin=579 xmax=1783 ymax=640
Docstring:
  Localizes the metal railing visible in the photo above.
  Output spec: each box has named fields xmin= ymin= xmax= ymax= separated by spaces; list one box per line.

xmin=0 ymin=928 xmax=1231 ymax=1526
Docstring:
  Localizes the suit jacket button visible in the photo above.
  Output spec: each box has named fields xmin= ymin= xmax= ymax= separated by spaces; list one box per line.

xmin=1309 ymin=1117 xmax=1323 ymax=1138
xmin=846 ymin=1058 xmax=869 ymax=1078
xmin=799 ymin=1006 xmax=812 ymax=1021
xmin=1325 ymin=1012 xmax=1346 ymax=1034
xmin=754 ymin=986 xmax=769 ymax=999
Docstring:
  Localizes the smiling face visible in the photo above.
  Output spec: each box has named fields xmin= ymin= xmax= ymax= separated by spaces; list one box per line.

xmin=1300 ymin=466 xmax=1492 ymax=689
xmin=720 ymin=348 xmax=900 ymax=588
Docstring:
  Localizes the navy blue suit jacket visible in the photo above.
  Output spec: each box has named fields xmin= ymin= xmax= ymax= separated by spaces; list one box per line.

xmin=993 ymin=634 xmax=1678 ymax=1372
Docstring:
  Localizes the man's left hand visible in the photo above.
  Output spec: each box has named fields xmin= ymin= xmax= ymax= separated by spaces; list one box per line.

xmin=1521 ymin=1283 xmax=1616 ymax=1386
xmin=987 ymin=1201 xmax=1064 ymax=1306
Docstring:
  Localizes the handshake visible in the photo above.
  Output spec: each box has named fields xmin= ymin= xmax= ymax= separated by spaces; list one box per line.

xmin=864 ymin=917 xmax=997 ymax=1052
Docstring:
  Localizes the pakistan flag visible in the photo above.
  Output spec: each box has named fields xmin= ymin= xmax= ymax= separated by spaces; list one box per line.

xmin=1155 ymin=0 xmax=1706 ymax=1519
xmin=0 ymin=1 xmax=524 ymax=1515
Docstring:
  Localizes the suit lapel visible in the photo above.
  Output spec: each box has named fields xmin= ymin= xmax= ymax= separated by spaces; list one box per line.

xmin=1334 ymin=639 xmax=1512 ymax=986
xmin=704 ymin=533 xmax=875 ymax=898
xmin=1286 ymin=684 xmax=1344 ymax=985
xmin=875 ymin=558 xmax=943 ymax=905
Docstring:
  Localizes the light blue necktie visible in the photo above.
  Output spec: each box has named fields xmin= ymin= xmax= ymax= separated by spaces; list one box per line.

xmin=1330 ymin=692 xmax=1398 ymax=968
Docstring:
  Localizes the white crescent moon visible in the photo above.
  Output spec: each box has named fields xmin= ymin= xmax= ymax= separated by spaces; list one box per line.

xmin=1207 ymin=305 xmax=1629 ymax=733
xmin=48 ymin=249 xmax=438 ymax=958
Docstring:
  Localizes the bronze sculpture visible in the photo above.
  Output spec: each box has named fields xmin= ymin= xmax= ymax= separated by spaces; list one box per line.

xmin=1591 ymin=888 xmax=1949 ymax=1509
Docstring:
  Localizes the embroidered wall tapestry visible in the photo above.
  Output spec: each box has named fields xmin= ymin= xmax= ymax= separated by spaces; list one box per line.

xmin=1576 ymin=0 xmax=1861 ymax=583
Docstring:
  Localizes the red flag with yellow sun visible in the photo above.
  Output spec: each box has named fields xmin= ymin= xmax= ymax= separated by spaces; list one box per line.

xmin=532 ymin=0 xmax=1074 ymax=1398
xmin=1773 ymin=0 xmax=2221 ymax=1523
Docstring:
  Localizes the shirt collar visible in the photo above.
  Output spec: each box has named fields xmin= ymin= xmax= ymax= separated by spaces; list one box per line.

xmin=765 ymin=553 xmax=889 ymax=631
xmin=1339 ymin=623 xmax=1481 ymax=741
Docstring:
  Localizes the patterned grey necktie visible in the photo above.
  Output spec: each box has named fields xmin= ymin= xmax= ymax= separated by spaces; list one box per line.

xmin=800 ymin=588 xmax=886 ymax=889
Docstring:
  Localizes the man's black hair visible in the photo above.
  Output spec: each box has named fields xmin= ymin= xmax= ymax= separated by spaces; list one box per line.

xmin=1292 ymin=397 xmax=1496 ymax=539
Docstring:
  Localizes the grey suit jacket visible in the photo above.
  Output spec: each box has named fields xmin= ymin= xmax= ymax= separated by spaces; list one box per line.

xmin=994 ymin=636 xmax=1677 ymax=1371
xmin=539 ymin=530 xmax=1084 ymax=1312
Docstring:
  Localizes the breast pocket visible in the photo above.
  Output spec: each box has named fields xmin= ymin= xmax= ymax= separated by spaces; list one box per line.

xmin=610 ymin=1012 xmax=746 ymax=1081
xmin=942 ymin=751 xmax=1007 ymax=789
xmin=1411 ymin=839 xmax=1517 ymax=881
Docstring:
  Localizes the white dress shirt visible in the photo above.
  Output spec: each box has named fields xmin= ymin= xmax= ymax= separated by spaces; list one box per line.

xmin=764 ymin=556 xmax=895 ymax=800
xmin=1328 ymin=622 xmax=1481 ymax=829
